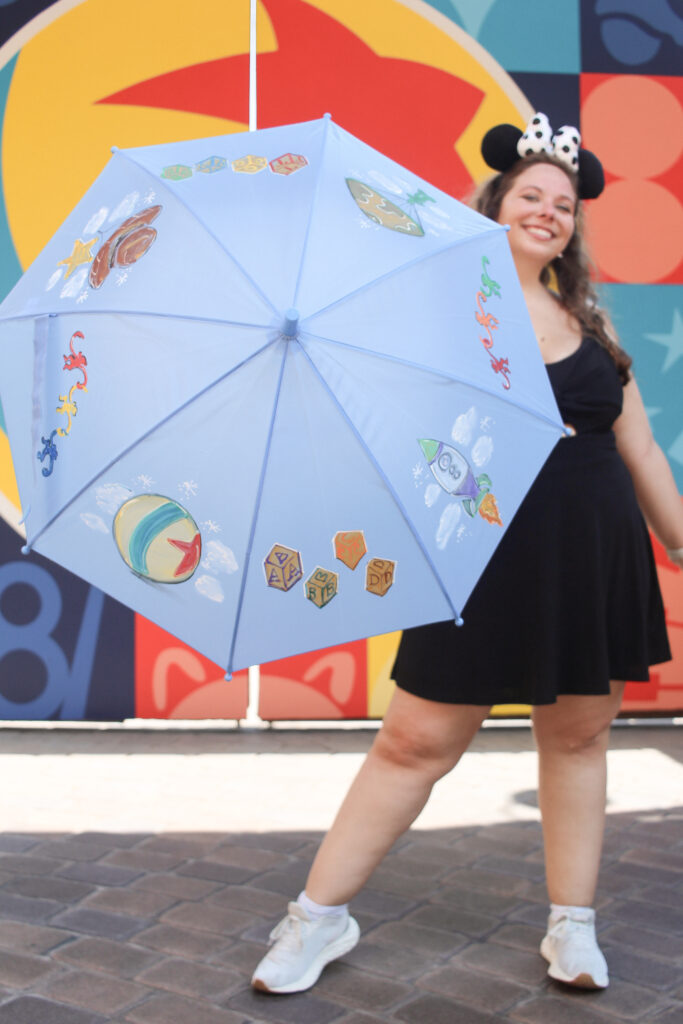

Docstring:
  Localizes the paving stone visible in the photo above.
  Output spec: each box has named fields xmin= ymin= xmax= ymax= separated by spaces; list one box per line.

xmin=235 ymin=866 xmax=309 ymax=896
xmin=223 ymin=833 xmax=312 ymax=854
xmin=649 ymin=1007 xmax=683 ymax=1024
xmin=432 ymin=883 xmax=521 ymax=916
xmin=1 ymin=877 xmax=94 ymax=903
xmin=478 ymin=855 xmax=546 ymax=881
xmin=334 ymin=1014 xmax=398 ymax=1024
xmin=51 ymin=909 xmax=149 ymax=942
xmin=32 ymin=842 xmax=109 ymax=864
xmin=225 ymin=986 xmax=345 ymax=1023
xmin=628 ymin=883 xmax=683 ymax=909
xmin=315 ymin=963 xmax=411 ymax=1009
xmin=52 ymin=937 xmax=161 ymax=977
xmin=367 ymin=920 xmax=468 ymax=957
xmin=393 ymin=840 xmax=471 ymax=868
xmin=74 ymin=834 xmax=151 ymax=849
xmin=136 ymin=957 xmax=243 ymax=999
xmin=453 ymin=940 xmax=548 ymax=985
xmin=57 ymin=863 xmax=143 ymax=887
xmin=602 ymin=899 xmax=683 ymax=935
xmin=601 ymin=923 xmax=683 ymax=961
xmin=602 ymin=861 xmax=682 ymax=889
xmin=130 ymin=874 xmax=220 ymax=901
xmin=103 ymin=850 xmax=186 ymax=874
xmin=510 ymin=995 xmax=617 ymax=1023
xmin=0 ymin=891 xmax=62 ymax=923
xmin=489 ymin=923 xmax=543 ymax=953
xmin=206 ymin=845 xmax=283 ymax=872
xmin=0 ymin=951 xmax=57 ymax=988
xmin=342 ymin=939 xmax=437 ymax=981
xmin=620 ymin=847 xmax=683 ymax=872
xmin=123 ymin=992 xmax=246 ymax=1024
xmin=0 ymin=838 xmax=40 ymax=855
xmin=41 ymin=969 xmax=150 ymax=1015
xmin=161 ymin=901 xmax=252 ymax=936
xmin=209 ymin=884 xmax=288 ymax=916
xmin=134 ymin=923 xmax=229 ymax=959
xmin=364 ymin=866 xmax=439 ymax=900
xmin=345 ymin=890 xmax=416 ymax=920
xmin=176 ymin=861 xmax=256 ymax=884
xmin=0 ymin=855 xmax=65 ymax=879
xmin=605 ymin=943 xmax=682 ymax=989
xmin=550 ymin=976 xmax=666 ymax=1020
xmin=405 ymin=902 xmax=499 ymax=938
xmin=208 ymin=940 xmax=267 ymax=975
xmin=417 ymin=961 xmax=531 ymax=1013
xmin=81 ymin=888 xmax=177 ymax=918
xmin=392 ymin=993 xmax=499 ymax=1024
xmin=0 ymin=996 xmax=107 ymax=1023
xmin=0 ymin=922 xmax=73 ymax=955
xmin=138 ymin=837 xmax=223 ymax=859
xmin=442 ymin=866 xmax=530 ymax=896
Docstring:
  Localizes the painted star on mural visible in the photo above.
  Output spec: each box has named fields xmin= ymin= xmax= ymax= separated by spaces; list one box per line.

xmin=97 ymin=0 xmax=484 ymax=198
xmin=645 ymin=309 xmax=683 ymax=373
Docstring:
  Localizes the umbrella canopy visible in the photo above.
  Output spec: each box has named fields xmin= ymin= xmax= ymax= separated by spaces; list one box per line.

xmin=0 ymin=116 xmax=565 ymax=676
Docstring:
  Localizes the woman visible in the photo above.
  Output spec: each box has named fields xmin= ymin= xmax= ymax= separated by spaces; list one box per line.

xmin=251 ymin=115 xmax=683 ymax=995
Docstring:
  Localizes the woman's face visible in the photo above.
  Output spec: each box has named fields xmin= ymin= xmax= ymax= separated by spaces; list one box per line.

xmin=497 ymin=163 xmax=577 ymax=268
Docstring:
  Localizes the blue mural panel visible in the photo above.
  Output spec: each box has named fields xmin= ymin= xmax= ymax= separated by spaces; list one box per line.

xmin=425 ymin=0 xmax=580 ymax=73
xmin=509 ymin=73 xmax=580 ymax=132
xmin=0 ymin=518 xmax=135 ymax=720
xmin=602 ymin=284 xmax=683 ymax=488
xmin=581 ymin=0 xmax=683 ymax=75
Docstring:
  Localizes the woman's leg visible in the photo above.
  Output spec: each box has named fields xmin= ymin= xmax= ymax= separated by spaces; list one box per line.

xmin=305 ymin=686 xmax=491 ymax=905
xmin=252 ymin=687 xmax=490 ymax=993
xmin=531 ymin=682 xmax=625 ymax=989
xmin=532 ymin=682 xmax=625 ymax=905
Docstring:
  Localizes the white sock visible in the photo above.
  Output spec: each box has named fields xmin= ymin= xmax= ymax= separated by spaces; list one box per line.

xmin=297 ymin=890 xmax=348 ymax=919
xmin=549 ymin=903 xmax=594 ymax=923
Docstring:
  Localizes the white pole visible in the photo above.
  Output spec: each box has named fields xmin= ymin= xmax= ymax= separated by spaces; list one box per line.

xmin=245 ymin=0 xmax=263 ymax=725
xmin=249 ymin=0 xmax=257 ymax=132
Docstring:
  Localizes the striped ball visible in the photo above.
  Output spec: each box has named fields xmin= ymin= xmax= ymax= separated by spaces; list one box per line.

xmin=113 ymin=494 xmax=201 ymax=584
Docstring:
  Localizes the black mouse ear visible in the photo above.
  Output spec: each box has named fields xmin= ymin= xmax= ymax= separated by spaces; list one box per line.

xmin=481 ymin=123 xmax=523 ymax=172
xmin=577 ymin=149 xmax=605 ymax=199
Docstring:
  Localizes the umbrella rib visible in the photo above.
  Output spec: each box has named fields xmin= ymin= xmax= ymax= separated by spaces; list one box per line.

xmin=22 ymin=337 xmax=279 ymax=554
xmin=300 ymin=329 xmax=566 ymax=435
xmin=297 ymin=341 xmax=464 ymax=626
xmin=291 ymin=113 xmax=332 ymax=310
xmin=226 ymin=341 xmax=289 ymax=679
xmin=305 ymin=224 xmax=505 ymax=322
xmin=0 ymin=309 xmax=274 ymax=330
xmin=115 ymin=150 xmax=279 ymax=319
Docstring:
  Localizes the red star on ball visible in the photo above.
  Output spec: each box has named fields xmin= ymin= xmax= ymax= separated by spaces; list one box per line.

xmin=168 ymin=532 xmax=202 ymax=577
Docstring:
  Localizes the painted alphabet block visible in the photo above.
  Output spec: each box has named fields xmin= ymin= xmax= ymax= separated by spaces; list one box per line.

xmin=306 ymin=567 xmax=338 ymax=608
xmin=264 ymin=544 xmax=303 ymax=592
xmin=365 ymin=558 xmax=395 ymax=596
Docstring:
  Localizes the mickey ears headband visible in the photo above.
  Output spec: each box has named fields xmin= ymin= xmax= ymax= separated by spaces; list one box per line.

xmin=481 ymin=112 xmax=605 ymax=200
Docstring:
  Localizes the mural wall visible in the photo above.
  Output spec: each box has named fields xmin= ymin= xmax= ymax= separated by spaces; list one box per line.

xmin=0 ymin=0 xmax=681 ymax=720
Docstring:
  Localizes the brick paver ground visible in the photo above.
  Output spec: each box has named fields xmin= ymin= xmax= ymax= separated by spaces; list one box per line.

xmin=0 ymin=723 xmax=680 ymax=1023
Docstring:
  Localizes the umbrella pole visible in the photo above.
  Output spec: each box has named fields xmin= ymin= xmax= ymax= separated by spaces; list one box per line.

xmin=244 ymin=0 xmax=263 ymax=725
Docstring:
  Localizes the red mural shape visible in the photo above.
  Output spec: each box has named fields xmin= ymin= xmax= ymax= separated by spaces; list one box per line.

xmin=258 ymin=640 xmax=368 ymax=719
xmin=97 ymin=0 xmax=483 ymax=199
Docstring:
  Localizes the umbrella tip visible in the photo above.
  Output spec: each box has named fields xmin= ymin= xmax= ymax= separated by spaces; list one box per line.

xmin=111 ymin=145 xmax=119 ymax=153
xmin=282 ymin=308 xmax=300 ymax=338
xmin=224 ymin=671 xmax=232 ymax=682
xmin=324 ymin=111 xmax=331 ymax=120
xmin=455 ymin=615 xmax=464 ymax=627
xmin=20 ymin=545 xmax=30 ymax=556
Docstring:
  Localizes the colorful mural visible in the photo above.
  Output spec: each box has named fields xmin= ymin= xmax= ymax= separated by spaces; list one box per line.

xmin=0 ymin=0 xmax=681 ymax=719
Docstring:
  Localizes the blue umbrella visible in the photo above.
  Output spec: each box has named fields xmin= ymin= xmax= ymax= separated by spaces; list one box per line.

xmin=0 ymin=116 xmax=565 ymax=677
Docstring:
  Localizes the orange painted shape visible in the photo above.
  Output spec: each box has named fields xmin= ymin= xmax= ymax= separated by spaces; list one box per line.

xmin=258 ymin=641 xmax=367 ymax=720
xmin=585 ymin=179 xmax=683 ymax=284
xmin=582 ymin=75 xmax=683 ymax=180
xmin=135 ymin=617 xmax=248 ymax=719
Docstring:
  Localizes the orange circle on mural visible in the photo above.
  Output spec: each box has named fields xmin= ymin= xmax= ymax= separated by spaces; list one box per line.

xmin=587 ymin=179 xmax=683 ymax=283
xmin=582 ymin=76 xmax=683 ymax=179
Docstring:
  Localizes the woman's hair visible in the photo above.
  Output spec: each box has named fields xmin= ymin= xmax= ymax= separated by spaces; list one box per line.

xmin=471 ymin=152 xmax=632 ymax=384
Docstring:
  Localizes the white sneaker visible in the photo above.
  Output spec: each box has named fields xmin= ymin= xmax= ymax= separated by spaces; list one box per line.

xmin=540 ymin=908 xmax=609 ymax=989
xmin=251 ymin=901 xmax=360 ymax=994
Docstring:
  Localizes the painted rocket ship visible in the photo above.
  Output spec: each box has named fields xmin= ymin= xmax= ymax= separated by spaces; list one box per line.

xmin=419 ymin=438 xmax=502 ymax=524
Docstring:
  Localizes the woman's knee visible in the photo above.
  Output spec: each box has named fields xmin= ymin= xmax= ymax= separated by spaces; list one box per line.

xmin=373 ymin=704 xmax=486 ymax=779
xmin=534 ymin=714 xmax=614 ymax=756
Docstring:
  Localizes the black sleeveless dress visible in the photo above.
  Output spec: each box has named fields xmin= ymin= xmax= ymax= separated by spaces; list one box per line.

xmin=392 ymin=337 xmax=672 ymax=705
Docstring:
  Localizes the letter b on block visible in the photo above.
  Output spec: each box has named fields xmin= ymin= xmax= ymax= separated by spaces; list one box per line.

xmin=264 ymin=544 xmax=303 ymax=592
xmin=306 ymin=567 xmax=338 ymax=609
xmin=365 ymin=558 xmax=395 ymax=596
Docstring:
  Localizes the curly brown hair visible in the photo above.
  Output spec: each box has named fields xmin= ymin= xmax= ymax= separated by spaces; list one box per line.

xmin=471 ymin=153 xmax=632 ymax=384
